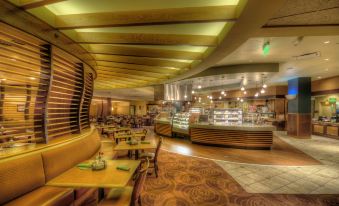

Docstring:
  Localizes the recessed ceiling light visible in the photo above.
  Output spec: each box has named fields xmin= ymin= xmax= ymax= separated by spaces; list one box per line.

xmin=324 ymin=41 xmax=330 ymax=44
xmin=317 ymin=76 xmax=322 ymax=79
xmin=29 ymin=77 xmax=36 ymax=80
xmin=197 ymin=85 xmax=202 ymax=89
xmin=324 ymin=58 xmax=329 ymax=61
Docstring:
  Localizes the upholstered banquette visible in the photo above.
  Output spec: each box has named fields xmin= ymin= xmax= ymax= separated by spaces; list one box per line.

xmin=0 ymin=128 xmax=102 ymax=206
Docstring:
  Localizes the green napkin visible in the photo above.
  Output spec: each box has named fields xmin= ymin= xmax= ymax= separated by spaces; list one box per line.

xmin=117 ymin=165 xmax=130 ymax=171
xmin=77 ymin=163 xmax=92 ymax=169
xmin=141 ymin=141 xmax=150 ymax=144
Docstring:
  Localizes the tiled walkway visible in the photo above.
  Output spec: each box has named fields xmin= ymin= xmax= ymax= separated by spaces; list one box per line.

xmin=216 ymin=132 xmax=339 ymax=194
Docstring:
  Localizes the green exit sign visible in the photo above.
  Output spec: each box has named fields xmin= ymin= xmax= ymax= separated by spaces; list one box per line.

xmin=262 ymin=41 xmax=270 ymax=56
xmin=329 ymin=98 xmax=337 ymax=103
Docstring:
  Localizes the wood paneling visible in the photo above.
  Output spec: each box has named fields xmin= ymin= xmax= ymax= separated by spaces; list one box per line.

xmin=326 ymin=126 xmax=338 ymax=137
xmin=80 ymin=69 xmax=93 ymax=130
xmin=313 ymin=124 xmax=325 ymax=134
xmin=155 ymin=123 xmax=172 ymax=137
xmin=311 ymin=75 xmax=339 ymax=95
xmin=55 ymin=5 xmax=237 ymax=29
xmin=20 ymin=0 xmax=66 ymax=10
xmin=287 ymin=113 xmax=311 ymax=138
xmin=190 ymin=128 xmax=273 ymax=149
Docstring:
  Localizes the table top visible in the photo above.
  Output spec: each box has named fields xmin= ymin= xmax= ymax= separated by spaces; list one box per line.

xmin=114 ymin=140 xmax=157 ymax=151
xmin=46 ymin=160 xmax=140 ymax=188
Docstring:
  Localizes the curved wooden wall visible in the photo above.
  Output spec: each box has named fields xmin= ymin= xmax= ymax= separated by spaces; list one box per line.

xmin=0 ymin=23 xmax=95 ymax=146
xmin=190 ymin=128 xmax=273 ymax=149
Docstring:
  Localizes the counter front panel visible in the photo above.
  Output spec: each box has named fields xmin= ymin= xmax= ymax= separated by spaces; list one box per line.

xmin=155 ymin=122 xmax=172 ymax=137
xmin=190 ymin=124 xmax=274 ymax=149
xmin=312 ymin=122 xmax=339 ymax=139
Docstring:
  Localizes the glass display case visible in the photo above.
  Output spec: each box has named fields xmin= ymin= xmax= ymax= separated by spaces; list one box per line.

xmin=172 ymin=112 xmax=191 ymax=134
xmin=212 ymin=108 xmax=243 ymax=125
xmin=189 ymin=107 xmax=203 ymax=114
xmin=243 ymin=112 xmax=276 ymax=124
xmin=155 ymin=111 xmax=173 ymax=123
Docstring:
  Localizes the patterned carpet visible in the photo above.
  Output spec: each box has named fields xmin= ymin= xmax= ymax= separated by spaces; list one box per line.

xmin=141 ymin=150 xmax=339 ymax=206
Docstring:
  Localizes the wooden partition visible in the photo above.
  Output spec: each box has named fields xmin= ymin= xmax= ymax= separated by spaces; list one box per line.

xmin=0 ymin=23 xmax=95 ymax=146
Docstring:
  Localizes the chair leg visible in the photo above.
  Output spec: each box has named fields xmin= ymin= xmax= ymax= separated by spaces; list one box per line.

xmin=138 ymin=196 xmax=142 ymax=206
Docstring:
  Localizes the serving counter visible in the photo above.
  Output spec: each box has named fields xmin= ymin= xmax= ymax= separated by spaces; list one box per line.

xmin=154 ymin=119 xmax=172 ymax=137
xmin=312 ymin=121 xmax=339 ymax=139
xmin=190 ymin=123 xmax=276 ymax=149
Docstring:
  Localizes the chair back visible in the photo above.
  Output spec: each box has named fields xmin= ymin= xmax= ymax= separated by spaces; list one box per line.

xmin=154 ymin=137 xmax=163 ymax=162
xmin=131 ymin=159 xmax=149 ymax=204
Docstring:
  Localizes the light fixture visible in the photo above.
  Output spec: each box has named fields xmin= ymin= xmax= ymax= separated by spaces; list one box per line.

xmin=261 ymin=88 xmax=265 ymax=94
xmin=263 ymin=84 xmax=267 ymax=88
xmin=223 ymin=93 xmax=227 ymax=97
xmin=210 ymin=100 xmax=213 ymax=103
xmin=209 ymin=96 xmax=213 ymax=100
xmin=184 ymin=95 xmax=187 ymax=99
xmin=324 ymin=41 xmax=330 ymax=44
xmin=237 ymin=97 xmax=240 ymax=101
xmin=192 ymin=90 xmax=195 ymax=94
xmin=324 ymin=58 xmax=329 ymax=61
xmin=243 ymin=91 xmax=247 ymax=95
xmin=188 ymin=102 xmax=191 ymax=105
xmin=207 ymin=95 xmax=210 ymax=98
xmin=194 ymin=97 xmax=197 ymax=100
xmin=221 ymin=91 xmax=225 ymax=95
xmin=1 ymin=79 xmax=6 ymax=81
xmin=325 ymin=68 xmax=329 ymax=71
xmin=241 ymin=86 xmax=245 ymax=91
xmin=317 ymin=76 xmax=322 ymax=79
xmin=240 ymin=99 xmax=244 ymax=102
xmin=198 ymin=85 xmax=202 ymax=89
xmin=219 ymin=96 xmax=222 ymax=100
xmin=255 ymin=92 xmax=259 ymax=97
xmin=29 ymin=77 xmax=36 ymax=80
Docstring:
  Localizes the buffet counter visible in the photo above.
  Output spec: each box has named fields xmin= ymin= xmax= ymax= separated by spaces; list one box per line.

xmin=312 ymin=121 xmax=339 ymax=139
xmin=154 ymin=119 xmax=172 ymax=137
xmin=190 ymin=123 xmax=276 ymax=149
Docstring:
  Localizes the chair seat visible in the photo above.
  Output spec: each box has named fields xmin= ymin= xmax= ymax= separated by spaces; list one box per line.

xmin=140 ymin=152 xmax=155 ymax=159
xmin=4 ymin=186 xmax=74 ymax=206
xmin=98 ymin=187 xmax=132 ymax=206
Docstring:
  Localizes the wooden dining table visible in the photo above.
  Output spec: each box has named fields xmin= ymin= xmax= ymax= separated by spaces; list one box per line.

xmin=114 ymin=140 xmax=157 ymax=160
xmin=46 ymin=159 xmax=141 ymax=199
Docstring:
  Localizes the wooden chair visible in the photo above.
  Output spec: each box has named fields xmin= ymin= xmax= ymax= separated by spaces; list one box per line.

xmin=99 ymin=159 xmax=150 ymax=206
xmin=139 ymin=137 xmax=163 ymax=178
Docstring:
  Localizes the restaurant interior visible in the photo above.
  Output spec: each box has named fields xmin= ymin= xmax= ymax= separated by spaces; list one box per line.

xmin=0 ymin=0 xmax=339 ymax=205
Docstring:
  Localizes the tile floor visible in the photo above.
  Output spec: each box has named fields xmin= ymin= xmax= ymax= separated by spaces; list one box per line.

xmin=215 ymin=131 xmax=339 ymax=194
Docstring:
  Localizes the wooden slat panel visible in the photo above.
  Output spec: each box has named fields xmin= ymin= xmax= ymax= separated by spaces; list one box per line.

xmin=155 ymin=123 xmax=172 ymax=137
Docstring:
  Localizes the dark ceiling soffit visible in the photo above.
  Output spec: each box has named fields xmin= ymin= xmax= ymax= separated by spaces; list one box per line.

xmin=0 ymin=0 xmax=97 ymax=77
xmin=189 ymin=63 xmax=279 ymax=79
xmin=198 ymin=83 xmax=241 ymax=92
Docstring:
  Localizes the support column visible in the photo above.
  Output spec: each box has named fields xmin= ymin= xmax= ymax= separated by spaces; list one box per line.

xmin=287 ymin=77 xmax=312 ymax=138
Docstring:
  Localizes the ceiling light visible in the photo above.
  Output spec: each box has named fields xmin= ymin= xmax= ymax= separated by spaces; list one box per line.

xmin=184 ymin=95 xmax=187 ymax=99
xmin=240 ymin=99 xmax=244 ymax=102
xmin=324 ymin=41 xmax=330 ymax=44
xmin=255 ymin=92 xmax=259 ymax=97
xmin=219 ymin=96 xmax=222 ymax=100
xmin=192 ymin=90 xmax=195 ymax=94
xmin=324 ymin=58 xmax=329 ymax=61
xmin=260 ymin=88 xmax=265 ymax=94
xmin=210 ymin=100 xmax=213 ymax=103
xmin=221 ymin=91 xmax=225 ymax=95
xmin=263 ymin=84 xmax=267 ymax=88
xmin=241 ymin=86 xmax=245 ymax=91
xmin=29 ymin=77 xmax=36 ymax=80
xmin=325 ymin=68 xmax=329 ymax=71
xmin=317 ymin=76 xmax=322 ymax=79
xmin=188 ymin=102 xmax=190 ymax=105
xmin=223 ymin=93 xmax=227 ymax=97
xmin=209 ymin=96 xmax=213 ymax=100
xmin=1 ymin=79 xmax=6 ymax=81
xmin=198 ymin=85 xmax=202 ymax=89
xmin=243 ymin=91 xmax=247 ymax=95
xmin=207 ymin=95 xmax=210 ymax=98
xmin=237 ymin=97 xmax=240 ymax=101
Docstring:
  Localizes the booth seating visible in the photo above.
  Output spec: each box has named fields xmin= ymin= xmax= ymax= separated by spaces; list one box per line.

xmin=0 ymin=128 xmax=102 ymax=206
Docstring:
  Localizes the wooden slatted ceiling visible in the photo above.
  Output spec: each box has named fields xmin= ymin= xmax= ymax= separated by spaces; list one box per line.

xmin=8 ymin=0 xmax=242 ymax=89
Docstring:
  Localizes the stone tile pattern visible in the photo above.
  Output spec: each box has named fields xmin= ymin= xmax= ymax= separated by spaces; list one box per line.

xmin=216 ymin=132 xmax=339 ymax=194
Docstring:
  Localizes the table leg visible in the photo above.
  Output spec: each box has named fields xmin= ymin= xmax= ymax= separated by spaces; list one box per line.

xmin=135 ymin=149 xmax=139 ymax=160
xmin=98 ymin=188 xmax=105 ymax=200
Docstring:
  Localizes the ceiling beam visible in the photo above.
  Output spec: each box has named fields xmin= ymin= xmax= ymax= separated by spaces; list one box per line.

xmin=21 ymin=0 xmax=66 ymax=10
xmin=76 ymin=32 xmax=217 ymax=47
xmin=55 ymin=5 xmax=237 ymax=29
xmin=85 ymin=44 xmax=203 ymax=60
xmin=97 ymin=66 xmax=173 ymax=78
xmin=91 ymin=54 xmax=191 ymax=68
xmin=96 ymin=71 xmax=159 ymax=81
xmin=255 ymin=25 xmax=339 ymax=37
xmin=96 ymin=61 xmax=179 ymax=74
xmin=96 ymin=75 xmax=149 ymax=83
